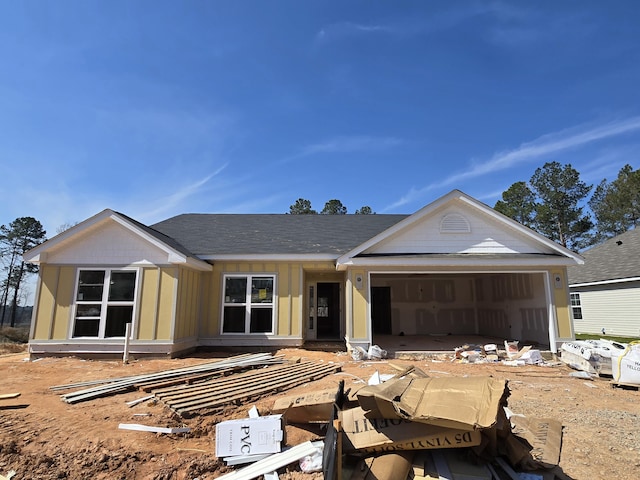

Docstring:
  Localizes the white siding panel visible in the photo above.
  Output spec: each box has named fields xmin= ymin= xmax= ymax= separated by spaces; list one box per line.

xmin=573 ymin=283 xmax=640 ymax=337
xmin=47 ymin=223 xmax=171 ymax=266
xmin=365 ymin=205 xmax=552 ymax=255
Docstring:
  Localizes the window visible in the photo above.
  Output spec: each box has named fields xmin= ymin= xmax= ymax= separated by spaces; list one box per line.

xmin=222 ymin=275 xmax=275 ymax=334
xmin=570 ymin=292 xmax=583 ymax=320
xmin=73 ymin=269 xmax=138 ymax=338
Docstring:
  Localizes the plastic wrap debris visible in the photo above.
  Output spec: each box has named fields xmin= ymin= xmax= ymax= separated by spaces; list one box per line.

xmin=611 ymin=342 xmax=640 ymax=385
xmin=298 ymin=441 xmax=324 ymax=473
xmin=505 ymin=340 xmax=520 ymax=358
xmin=367 ymin=345 xmax=387 ymax=360
xmin=560 ymin=339 xmax=627 ymax=375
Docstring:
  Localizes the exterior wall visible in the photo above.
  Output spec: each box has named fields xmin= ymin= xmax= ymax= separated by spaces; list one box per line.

xmin=32 ymin=265 xmax=75 ymax=340
xmin=199 ymin=261 xmax=333 ymax=346
xmin=552 ymin=269 xmax=572 ymax=339
xmin=572 ymin=281 xmax=640 ymax=337
xmin=174 ymin=267 xmax=201 ymax=342
xmin=137 ymin=267 xmax=178 ymax=341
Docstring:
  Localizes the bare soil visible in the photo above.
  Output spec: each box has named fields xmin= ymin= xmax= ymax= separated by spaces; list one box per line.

xmin=0 ymin=348 xmax=638 ymax=480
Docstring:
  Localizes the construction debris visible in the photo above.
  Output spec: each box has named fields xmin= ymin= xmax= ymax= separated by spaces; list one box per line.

xmin=204 ymin=363 xmax=570 ymax=480
xmin=559 ymin=339 xmax=627 ymax=376
xmin=118 ymin=423 xmax=190 ymax=434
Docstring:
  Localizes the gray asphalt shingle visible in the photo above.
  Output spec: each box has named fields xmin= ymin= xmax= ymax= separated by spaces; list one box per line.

xmin=568 ymin=227 xmax=640 ymax=285
xmin=150 ymin=214 xmax=408 ymax=257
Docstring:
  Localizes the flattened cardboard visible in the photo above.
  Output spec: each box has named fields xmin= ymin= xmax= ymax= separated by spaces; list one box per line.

xmin=215 ymin=415 xmax=284 ymax=458
xmin=510 ymin=416 xmax=563 ymax=468
xmin=357 ymin=376 xmax=508 ymax=431
xmin=340 ymin=407 xmax=482 ymax=454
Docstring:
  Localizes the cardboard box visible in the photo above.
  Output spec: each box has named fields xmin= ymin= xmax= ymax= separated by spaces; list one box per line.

xmin=272 ymin=389 xmax=338 ymax=423
xmin=350 ymin=451 xmax=415 ymax=480
xmin=215 ymin=415 xmax=285 ymax=458
xmin=356 ymin=377 xmax=508 ymax=431
xmin=340 ymin=407 xmax=482 ymax=454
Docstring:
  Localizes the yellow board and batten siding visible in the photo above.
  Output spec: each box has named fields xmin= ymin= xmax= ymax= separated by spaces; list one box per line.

xmin=552 ymin=269 xmax=572 ymax=338
xmin=203 ymin=261 xmax=333 ymax=338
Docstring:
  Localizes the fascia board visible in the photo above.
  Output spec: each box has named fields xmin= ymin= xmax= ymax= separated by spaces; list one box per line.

xmin=569 ymin=276 xmax=640 ymax=288
xmin=337 ymin=256 xmax=578 ymax=270
xmin=198 ymin=253 xmax=338 ymax=262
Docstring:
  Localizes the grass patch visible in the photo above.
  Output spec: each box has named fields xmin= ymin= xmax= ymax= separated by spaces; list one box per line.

xmin=575 ymin=333 xmax=639 ymax=344
xmin=0 ymin=326 xmax=30 ymax=344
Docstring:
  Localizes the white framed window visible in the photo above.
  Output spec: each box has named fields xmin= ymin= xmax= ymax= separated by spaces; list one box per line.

xmin=222 ymin=274 xmax=275 ymax=334
xmin=72 ymin=268 xmax=138 ymax=338
xmin=570 ymin=292 xmax=583 ymax=320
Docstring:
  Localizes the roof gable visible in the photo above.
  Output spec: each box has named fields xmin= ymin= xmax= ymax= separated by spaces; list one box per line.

xmin=337 ymin=190 xmax=583 ymax=267
xmin=24 ymin=210 xmax=211 ymax=271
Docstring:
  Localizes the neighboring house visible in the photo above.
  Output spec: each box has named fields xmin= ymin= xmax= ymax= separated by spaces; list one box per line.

xmin=24 ymin=190 xmax=582 ymax=357
xmin=568 ymin=227 xmax=640 ymax=338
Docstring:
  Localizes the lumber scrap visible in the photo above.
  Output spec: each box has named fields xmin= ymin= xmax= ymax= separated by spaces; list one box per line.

xmin=57 ymin=353 xmax=283 ymax=404
xmin=155 ymin=361 xmax=342 ymax=415
xmin=118 ymin=423 xmax=190 ymax=434
xmin=0 ymin=393 xmax=21 ymax=400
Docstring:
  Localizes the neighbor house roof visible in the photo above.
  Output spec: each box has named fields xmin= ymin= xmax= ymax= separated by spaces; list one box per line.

xmin=151 ymin=214 xmax=408 ymax=257
xmin=568 ymin=227 xmax=640 ymax=286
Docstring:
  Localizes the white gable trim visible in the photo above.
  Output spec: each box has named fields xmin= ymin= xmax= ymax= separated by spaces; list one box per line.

xmin=336 ymin=190 xmax=584 ymax=268
xmin=24 ymin=209 xmax=212 ymax=272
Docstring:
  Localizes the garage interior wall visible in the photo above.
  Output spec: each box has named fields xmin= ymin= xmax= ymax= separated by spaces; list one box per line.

xmin=371 ymin=272 xmax=549 ymax=346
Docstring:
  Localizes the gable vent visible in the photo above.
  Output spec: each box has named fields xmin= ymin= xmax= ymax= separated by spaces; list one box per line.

xmin=440 ymin=213 xmax=470 ymax=233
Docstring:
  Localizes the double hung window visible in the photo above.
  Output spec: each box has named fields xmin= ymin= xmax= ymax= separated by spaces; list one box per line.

xmin=222 ymin=275 xmax=275 ymax=334
xmin=570 ymin=292 xmax=583 ymax=320
xmin=73 ymin=269 xmax=138 ymax=338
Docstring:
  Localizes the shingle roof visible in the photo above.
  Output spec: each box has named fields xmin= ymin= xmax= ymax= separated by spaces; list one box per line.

xmin=151 ymin=214 xmax=408 ymax=256
xmin=568 ymin=227 xmax=640 ymax=285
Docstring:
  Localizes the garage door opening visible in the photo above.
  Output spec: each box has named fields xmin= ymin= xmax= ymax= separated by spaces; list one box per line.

xmin=370 ymin=272 xmax=551 ymax=351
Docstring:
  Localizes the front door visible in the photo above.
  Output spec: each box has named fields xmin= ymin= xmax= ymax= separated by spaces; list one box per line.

xmin=316 ymin=282 xmax=341 ymax=340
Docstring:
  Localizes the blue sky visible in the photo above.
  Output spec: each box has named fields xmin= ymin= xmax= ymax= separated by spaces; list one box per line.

xmin=1 ymin=1 xmax=640 ymax=237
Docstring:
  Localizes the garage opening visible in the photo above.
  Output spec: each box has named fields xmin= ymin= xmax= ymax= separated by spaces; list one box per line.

xmin=370 ymin=272 xmax=550 ymax=349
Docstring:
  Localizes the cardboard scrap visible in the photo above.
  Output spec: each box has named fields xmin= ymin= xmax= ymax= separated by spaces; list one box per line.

xmin=272 ymin=389 xmax=340 ymax=423
xmin=510 ymin=416 xmax=563 ymax=469
xmin=350 ymin=451 xmax=415 ymax=480
xmin=340 ymin=406 xmax=482 ymax=454
xmin=357 ymin=376 xmax=509 ymax=431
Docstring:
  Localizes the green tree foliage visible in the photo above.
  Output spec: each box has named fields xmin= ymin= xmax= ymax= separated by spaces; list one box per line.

xmin=354 ymin=206 xmax=374 ymax=215
xmin=288 ymin=198 xmax=317 ymax=214
xmin=0 ymin=217 xmax=47 ymax=326
xmin=588 ymin=164 xmax=640 ymax=242
xmin=321 ymin=199 xmax=347 ymax=215
xmin=494 ymin=181 xmax=536 ymax=227
xmin=496 ymin=162 xmax=592 ymax=250
xmin=529 ymin=162 xmax=592 ymax=250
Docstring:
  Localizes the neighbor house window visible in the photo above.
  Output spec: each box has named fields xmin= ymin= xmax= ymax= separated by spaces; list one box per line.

xmin=222 ymin=275 xmax=275 ymax=334
xmin=570 ymin=292 xmax=583 ymax=320
xmin=73 ymin=269 xmax=138 ymax=338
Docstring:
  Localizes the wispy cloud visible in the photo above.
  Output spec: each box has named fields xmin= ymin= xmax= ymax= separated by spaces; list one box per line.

xmin=281 ymin=135 xmax=403 ymax=164
xmin=315 ymin=22 xmax=395 ymax=43
xmin=136 ymin=164 xmax=228 ymax=222
xmin=384 ymin=116 xmax=640 ymax=211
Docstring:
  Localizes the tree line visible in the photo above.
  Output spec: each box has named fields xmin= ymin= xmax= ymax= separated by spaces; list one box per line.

xmin=0 ymin=217 xmax=46 ymax=327
xmin=494 ymin=162 xmax=639 ymax=251
xmin=288 ymin=198 xmax=374 ymax=215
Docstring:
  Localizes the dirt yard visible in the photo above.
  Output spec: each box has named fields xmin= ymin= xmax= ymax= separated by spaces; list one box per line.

xmin=0 ymin=348 xmax=638 ymax=480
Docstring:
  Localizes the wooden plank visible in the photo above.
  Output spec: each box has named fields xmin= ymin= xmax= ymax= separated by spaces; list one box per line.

xmin=118 ymin=423 xmax=190 ymax=434
xmin=0 ymin=393 xmax=21 ymax=400
xmin=174 ymin=364 xmax=341 ymax=414
xmin=168 ymin=363 xmax=339 ymax=408
xmin=156 ymin=362 xmax=329 ymax=402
